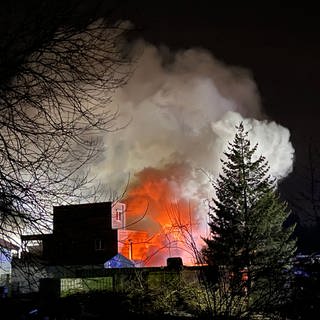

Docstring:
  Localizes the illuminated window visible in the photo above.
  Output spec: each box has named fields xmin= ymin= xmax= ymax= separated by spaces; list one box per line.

xmin=115 ymin=209 xmax=122 ymax=221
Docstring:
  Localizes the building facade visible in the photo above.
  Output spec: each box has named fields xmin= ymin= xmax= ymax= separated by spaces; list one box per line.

xmin=12 ymin=202 xmax=120 ymax=293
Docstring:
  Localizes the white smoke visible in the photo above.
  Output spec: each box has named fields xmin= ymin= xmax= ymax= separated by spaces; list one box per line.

xmin=92 ymin=40 xmax=294 ymax=198
xmin=211 ymin=111 xmax=295 ymax=180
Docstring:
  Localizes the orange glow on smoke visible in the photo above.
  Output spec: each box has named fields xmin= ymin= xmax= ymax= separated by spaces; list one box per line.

xmin=120 ymin=164 xmax=204 ymax=267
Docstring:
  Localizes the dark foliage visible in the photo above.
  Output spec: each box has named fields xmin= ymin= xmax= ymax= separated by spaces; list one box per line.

xmin=202 ymin=122 xmax=297 ymax=318
xmin=0 ymin=1 xmax=132 ymax=255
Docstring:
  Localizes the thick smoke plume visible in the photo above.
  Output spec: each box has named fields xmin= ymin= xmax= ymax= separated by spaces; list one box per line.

xmin=91 ymin=40 xmax=295 ymax=265
xmin=94 ymin=40 xmax=294 ymax=191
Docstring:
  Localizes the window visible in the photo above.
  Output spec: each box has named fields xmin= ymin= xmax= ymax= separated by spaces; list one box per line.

xmin=115 ymin=209 xmax=122 ymax=221
xmin=94 ymin=239 xmax=105 ymax=251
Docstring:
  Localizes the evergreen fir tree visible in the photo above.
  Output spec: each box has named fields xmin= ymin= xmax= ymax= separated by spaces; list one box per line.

xmin=203 ymin=122 xmax=296 ymax=317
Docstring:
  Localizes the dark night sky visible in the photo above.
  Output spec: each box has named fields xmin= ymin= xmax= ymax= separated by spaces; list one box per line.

xmin=118 ymin=4 xmax=320 ymax=197
xmin=121 ymin=4 xmax=320 ymax=137
xmin=121 ymin=4 xmax=320 ymax=135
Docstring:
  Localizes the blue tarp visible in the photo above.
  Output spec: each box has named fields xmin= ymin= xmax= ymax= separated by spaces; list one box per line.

xmin=104 ymin=253 xmax=135 ymax=268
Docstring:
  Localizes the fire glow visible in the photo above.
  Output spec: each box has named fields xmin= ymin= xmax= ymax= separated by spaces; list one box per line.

xmin=118 ymin=164 xmax=204 ymax=267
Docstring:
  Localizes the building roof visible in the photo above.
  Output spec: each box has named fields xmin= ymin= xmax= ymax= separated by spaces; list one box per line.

xmin=0 ymin=238 xmax=19 ymax=251
xmin=21 ymin=234 xmax=52 ymax=241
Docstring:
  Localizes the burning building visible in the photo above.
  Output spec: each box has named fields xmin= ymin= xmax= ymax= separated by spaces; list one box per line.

xmin=16 ymin=201 xmax=150 ymax=267
xmin=88 ymin=42 xmax=296 ymax=270
xmin=10 ymin=201 xmax=205 ymax=298
xmin=11 ymin=201 xmax=152 ymax=294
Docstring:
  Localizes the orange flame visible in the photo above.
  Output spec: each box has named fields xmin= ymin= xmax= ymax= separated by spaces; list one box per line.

xmin=120 ymin=164 xmax=205 ymax=267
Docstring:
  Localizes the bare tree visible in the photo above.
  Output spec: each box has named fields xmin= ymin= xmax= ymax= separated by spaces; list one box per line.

xmin=0 ymin=1 xmax=133 ymax=252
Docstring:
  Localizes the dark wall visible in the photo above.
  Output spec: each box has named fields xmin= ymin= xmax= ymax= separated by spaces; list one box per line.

xmin=45 ymin=202 xmax=118 ymax=265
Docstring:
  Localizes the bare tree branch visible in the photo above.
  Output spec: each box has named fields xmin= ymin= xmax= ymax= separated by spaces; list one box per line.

xmin=0 ymin=1 xmax=134 ymax=252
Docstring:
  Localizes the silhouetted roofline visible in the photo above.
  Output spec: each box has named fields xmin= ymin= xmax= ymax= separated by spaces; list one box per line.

xmin=53 ymin=201 xmax=113 ymax=212
xmin=0 ymin=238 xmax=19 ymax=251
